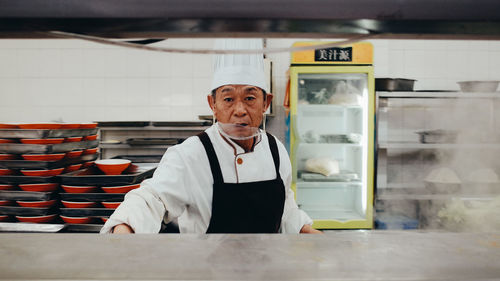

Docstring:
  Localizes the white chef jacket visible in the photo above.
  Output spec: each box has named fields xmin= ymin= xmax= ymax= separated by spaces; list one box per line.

xmin=100 ymin=125 xmax=312 ymax=234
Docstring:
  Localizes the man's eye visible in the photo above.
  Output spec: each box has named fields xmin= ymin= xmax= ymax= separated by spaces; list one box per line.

xmin=223 ymin=97 xmax=233 ymax=102
xmin=245 ymin=96 xmax=256 ymax=101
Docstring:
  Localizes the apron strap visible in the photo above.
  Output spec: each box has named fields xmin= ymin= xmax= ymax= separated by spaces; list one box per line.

xmin=266 ymin=132 xmax=281 ymax=179
xmin=198 ymin=132 xmax=224 ymax=184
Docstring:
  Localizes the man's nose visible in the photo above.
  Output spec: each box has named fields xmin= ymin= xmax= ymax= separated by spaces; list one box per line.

xmin=233 ymin=100 xmax=247 ymax=116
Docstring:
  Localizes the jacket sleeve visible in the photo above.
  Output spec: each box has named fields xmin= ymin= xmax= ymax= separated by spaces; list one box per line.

xmin=276 ymin=139 xmax=313 ymax=233
xmin=100 ymin=146 xmax=192 ymax=234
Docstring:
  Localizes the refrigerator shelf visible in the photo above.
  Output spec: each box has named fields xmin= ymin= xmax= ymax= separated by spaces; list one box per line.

xmin=296 ymin=181 xmax=362 ymax=188
xmin=299 ymin=206 xmax=365 ymax=221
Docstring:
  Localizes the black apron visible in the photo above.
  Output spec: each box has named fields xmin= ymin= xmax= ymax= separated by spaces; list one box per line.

xmin=198 ymin=132 xmax=285 ymax=233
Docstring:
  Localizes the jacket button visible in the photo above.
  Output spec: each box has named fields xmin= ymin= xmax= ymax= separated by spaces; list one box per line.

xmin=237 ymin=158 xmax=243 ymax=165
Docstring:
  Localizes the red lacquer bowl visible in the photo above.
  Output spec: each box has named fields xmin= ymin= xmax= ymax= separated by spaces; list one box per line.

xmin=18 ymin=183 xmax=59 ymax=192
xmin=82 ymin=148 xmax=98 ymax=155
xmin=101 ymin=201 xmax=122 ymax=209
xmin=60 ymin=215 xmax=93 ymax=224
xmin=16 ymin=214 xmax=57 ymax=223
xmin=64 ymin=164 xmax=82 ymax=173
xmin=60 ymin=124 xmax=81 ymax=129
xmin=64 ymin=137 xmax=83 ymax=143
xmin=83 ymin=135 xmax=98 ymax=141
xmin=61 ymin=185 xmax=98 ymax=193
xmin=101 ymin=184 xmax=140 ymax=194
xmin=95 ymin=159 xmax=131 ymax=175
xmin=79 ymin=123 xmax=98 ymax=129
xmin=0 ymin=168 xmax=14 ymax=176
xmin=0 ymin=123 xmax=18 ymax=129
xmin=65 ymin=150 xmax=83 ymax=158
xmin=61 ymin=200 xmax=98 ymax=208
xmin=0 ymin=184 xmax=15 ymax=190
xmin=0 ymin=200 xmax=13 ymax=206
xmin=82 ymin=161 xmax=95 ymax=168
xmin=18 ymin=123 xmax=62 ymax=130
xmin=0 ymin=154 xmax=17 ymax=160
xmin=22 ymin=153 xmax=65 ymax=161
xmin=20 ymin=138 xmax=64 ymax=145
xmin=16 ymin=199 xmax=57 ymax=208
xmin=21 ymin=168 xmax=64 ymax=177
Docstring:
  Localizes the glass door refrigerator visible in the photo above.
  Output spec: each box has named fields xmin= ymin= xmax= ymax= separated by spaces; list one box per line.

xmin=288 ymin=41 xmax=374 ymax=229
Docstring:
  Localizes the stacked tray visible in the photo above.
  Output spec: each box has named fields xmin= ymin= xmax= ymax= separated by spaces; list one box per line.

xmin=0 ymin=123 xmax=99 ymax=225
xmin=56 ymin=162 xmax=157 ymax=230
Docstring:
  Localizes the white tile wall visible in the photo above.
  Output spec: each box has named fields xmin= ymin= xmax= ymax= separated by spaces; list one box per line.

xmin=1 ymin=37 xmax=500 ymax=140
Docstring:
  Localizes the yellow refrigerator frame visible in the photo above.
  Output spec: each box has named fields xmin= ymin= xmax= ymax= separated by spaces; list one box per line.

xmin=289 ymin=42 xmax=374 ymax=229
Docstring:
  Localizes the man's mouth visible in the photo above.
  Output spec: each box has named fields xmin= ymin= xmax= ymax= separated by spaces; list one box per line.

xmin=235 ymin=123 xmax=248 ymax=127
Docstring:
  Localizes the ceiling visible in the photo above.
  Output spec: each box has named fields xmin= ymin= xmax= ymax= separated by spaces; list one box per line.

xmin=1 ymin=0 xmax=500 ymax=39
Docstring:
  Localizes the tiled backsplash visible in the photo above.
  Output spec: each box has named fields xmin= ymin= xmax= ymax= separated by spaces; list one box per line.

xmin=1 ymin=38 xmax=500 ymax=142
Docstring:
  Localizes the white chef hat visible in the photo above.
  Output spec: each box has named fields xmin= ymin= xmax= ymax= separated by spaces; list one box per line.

xmin=211 ymin=39 xmax=268 ymax=92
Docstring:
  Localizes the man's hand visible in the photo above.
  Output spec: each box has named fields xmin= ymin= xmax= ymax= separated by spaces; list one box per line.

xmin=300 ymin=224 xmax=323 ymax=234
xmin=112 ymin=223 xmax=134 ymax=234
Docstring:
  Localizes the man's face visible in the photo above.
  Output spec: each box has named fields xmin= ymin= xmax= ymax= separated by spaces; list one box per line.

xmin=208 ymin=84 xmax=273 ymax=129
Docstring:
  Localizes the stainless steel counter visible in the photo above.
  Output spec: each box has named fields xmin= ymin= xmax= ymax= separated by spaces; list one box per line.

xmin=1 ymin=231 xmax=499 ymax=280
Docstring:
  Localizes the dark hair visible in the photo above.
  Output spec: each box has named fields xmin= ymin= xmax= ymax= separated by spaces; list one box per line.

xmin=211 ymin=87 xmax=267 ymax=100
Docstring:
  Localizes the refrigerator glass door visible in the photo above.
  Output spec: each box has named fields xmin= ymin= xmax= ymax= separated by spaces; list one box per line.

xmin=292 ymin=70 xmax=372 ymax=228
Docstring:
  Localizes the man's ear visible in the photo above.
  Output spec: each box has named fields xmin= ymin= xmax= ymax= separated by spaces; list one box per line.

xmin=263 ymin=93 xmax=273 ymax=113
xmin=207 ymin=94 xmax=215 ymax=111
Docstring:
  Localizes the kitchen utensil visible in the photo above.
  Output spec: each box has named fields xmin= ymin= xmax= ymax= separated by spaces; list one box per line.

xmin=0 ymin=154 xmax=17 ymax=160
xmin=18 ymin=123 xmax=62 ymax=130
xmin=95 ymin=159 xmax=131 ymax=175
xmin=65 ymin=150 xmax=83 ymax=158
xmin=82 ymin=148 xmax=98 ymax=155
xmin=58 ymin=163 xmax=156 ymax=186
xmin=64 ymin=164 xmax=82 ymax=173
xmin=60 ymin=215 xmax=93 ymax=224
xmin=424 ymin=180 xmax=460 ymax=194
xmin=0 ymin=200 xmax=13 ymax=206
xmin=0 ymin=184 xmax=15 ymax=190
xmin=61 ymin=200 xmax=98 ymax=208
xmin=59 ymin=124 xmax=81 ymax=129
xmin=64 ymin=137 xmax=83 ymax=143
xmin=83 ymin=135 xmax=98 ymax=141
xmin=0 ymin=139 xmax=98 ymax=154
xmin=457 ymin=81 xmax=499 ymax=92
xmin=16 ymin=214 xmax=57 ymax=223
xmin=60 ymin=208 xmax=114 ymax=217
xmin=101 ymin=183 xmax=140 ymax=194
xmin=0 ymin=190 xmax=55 ymax=201
xmin=375 ymin=78 xmax=416 ymax=91
xmin=101 ymin=202 xmax=121 ymax=209
xmin=20 ymin=168 xmax=64 ymax=177
xmin=60 ymin=193 xmax=125 ymax=202
xmin=0 ymin=168 xmax=14 ymax=176
xmin=19 ymin=183 xmax=59 ymax=192
xmin=96 ymin=121 xmax=150 ymax=127
xmin=416 ymin=129 xmax=458 ymax=144
xmin=20 ymin=138 xmax=64 ymax=144
xmin=61 ymin=185 xmax=98 ymax=193
xmin=0 ymin=128 xmax=98 ymax=139
xmin=21 ymin=153 xmax=65 ymax=161
xmin=16 ymin=199 xmax=57 ymax=208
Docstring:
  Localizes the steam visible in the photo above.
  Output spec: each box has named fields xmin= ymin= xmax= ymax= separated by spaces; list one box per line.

xmin=378 ymin=97 xmax=500 ymax=232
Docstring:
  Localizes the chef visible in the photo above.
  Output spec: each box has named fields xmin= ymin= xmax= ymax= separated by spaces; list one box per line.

xmin=101 ymin=39 xmax=320 ymax=234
